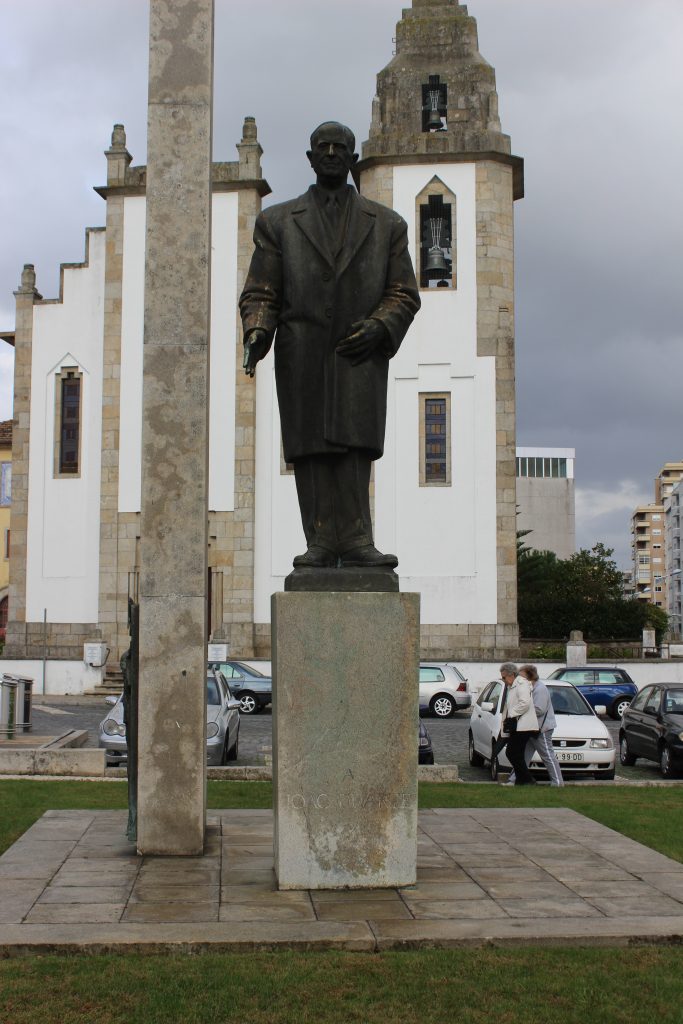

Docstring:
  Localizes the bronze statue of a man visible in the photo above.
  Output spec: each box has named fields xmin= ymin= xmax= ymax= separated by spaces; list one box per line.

xmin=239 ymin=122 xmax=420 ymax=569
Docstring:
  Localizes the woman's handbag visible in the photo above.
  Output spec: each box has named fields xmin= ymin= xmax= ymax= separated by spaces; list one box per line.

xmin=502 ymin=716 xmax=518 ymax=735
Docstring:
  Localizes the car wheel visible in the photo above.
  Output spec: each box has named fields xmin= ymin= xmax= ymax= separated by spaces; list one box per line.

xmin=430 ymin=693 xmax=455 ymax=718
xmin=226 ymin=725 xmax=239 ymax=763
xmin=619 ymin=734 xmax=637 ymax=766
xmin=594 ymin=769 xmax=615 ymax=780
xmin=611 ymin=697 xmax=632 ymax=720
xmin=490 ymin=742 xmax=500 ymax=781
xmin=468 ymin=731 xmax=485 ymax=767
xmin=660 ymin=744 xmax=677 ymax=779
xmin=239 ymin=692 xmax=258 ymax=715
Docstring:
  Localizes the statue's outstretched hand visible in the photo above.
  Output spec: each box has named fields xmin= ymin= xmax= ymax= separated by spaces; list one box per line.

xmin=243 ymin=328 xmax=270 ymax=377
xmin=336 ymin=319 xmax=388 ymax=366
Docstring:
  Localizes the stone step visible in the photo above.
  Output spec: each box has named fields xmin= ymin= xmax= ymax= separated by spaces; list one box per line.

xmin=83 ymin=682 xmax=123 ymax=697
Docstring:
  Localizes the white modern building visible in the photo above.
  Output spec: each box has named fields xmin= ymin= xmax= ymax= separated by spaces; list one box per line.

xmin=515 ymin=447 xmax=576 ymax=559
xmin=2 ymin=0 xmax=524 ymax=690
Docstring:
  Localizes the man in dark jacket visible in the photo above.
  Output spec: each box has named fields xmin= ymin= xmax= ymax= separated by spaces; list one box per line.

xmin=239 ymin=121 xmax=420 ymax=569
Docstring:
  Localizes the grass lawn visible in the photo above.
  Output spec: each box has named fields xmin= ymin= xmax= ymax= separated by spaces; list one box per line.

xmin=2 ymin=947 xmax=683 ymax=1024
xmin=1 ymin=780 xmax=682 ymax=1024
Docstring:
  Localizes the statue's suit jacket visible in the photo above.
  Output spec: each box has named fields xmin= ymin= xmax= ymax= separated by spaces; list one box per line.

xmin=239 ymin=185 xmax=420 ymax=462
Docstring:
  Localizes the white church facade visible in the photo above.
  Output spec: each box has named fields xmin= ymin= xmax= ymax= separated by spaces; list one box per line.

xmin=3 ymin=0 xmax=523 ymax=691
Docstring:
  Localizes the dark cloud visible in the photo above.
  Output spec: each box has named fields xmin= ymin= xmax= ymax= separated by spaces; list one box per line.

xmin=1 ymin=0 xmax=681 ymax=570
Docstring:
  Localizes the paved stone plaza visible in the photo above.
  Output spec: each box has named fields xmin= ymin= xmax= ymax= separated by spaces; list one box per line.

xmin=1 ymin=807 xmax=683 ymax=952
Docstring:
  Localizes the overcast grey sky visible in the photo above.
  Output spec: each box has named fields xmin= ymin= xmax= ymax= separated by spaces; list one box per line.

xmin=1 ymin=0 xmax=682 ymax=569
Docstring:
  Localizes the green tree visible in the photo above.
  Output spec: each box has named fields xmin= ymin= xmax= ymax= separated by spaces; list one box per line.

xmin=517 ymin=541 xmax=668 ymax=640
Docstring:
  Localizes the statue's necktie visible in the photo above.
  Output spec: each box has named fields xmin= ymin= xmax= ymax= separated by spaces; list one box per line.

xmin=324 ymin=196 xmax=345 ymax=256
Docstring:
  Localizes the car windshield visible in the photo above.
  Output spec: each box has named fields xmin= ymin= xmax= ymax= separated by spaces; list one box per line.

xmin=664 ymin=690 xmax=683 ymax=714
xmin=548 ymin=685 xmax=593 ymax=716
xmin=206 ymin=677 xmax=221 ymax=706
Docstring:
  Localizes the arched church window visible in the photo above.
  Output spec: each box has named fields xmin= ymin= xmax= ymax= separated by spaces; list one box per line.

xmin=418 ymin=193 xmax=454 ymax=289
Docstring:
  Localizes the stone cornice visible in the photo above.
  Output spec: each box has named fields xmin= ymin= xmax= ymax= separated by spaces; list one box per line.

xmin=94 ymin=177 xmax=271 ymax=200
xmin=354 ymin=151 xmax=524 ymax=200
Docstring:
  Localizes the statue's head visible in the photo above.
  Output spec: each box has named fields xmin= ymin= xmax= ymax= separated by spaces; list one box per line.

xmin=307 ymin=122 xmax=358 ymax=187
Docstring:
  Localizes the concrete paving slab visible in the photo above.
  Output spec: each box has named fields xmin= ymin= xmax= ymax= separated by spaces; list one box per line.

xmin=139 ymin=868 xmax=220 ymax=886
xmin=311 ymin=889 xmax=403 ymax=902
xmin=497 ymin=897 xmax=602 ymax=918
xmin=402 ymin=899 xmax=507 ymax=920
xmin=37 ymin=885 xmax=132 ymax=905
xmin=371 ymin=914 xmax=683 ymax=950
xmin=474 ymin=879 xmax=575 ymax=899
xmin=315 ymin=900 xmax=413 ymax=922
xmin=25 ymin=904 xmax=127 ymax=924
xmin=218 ymin=903 xmax=316 ymax=922
xmin=639 ymin=873 xmax=683 ymax=898
xmin=221 ymin=886 xmax=311 ymax=905
xmin=122 ymin=903 xmax=219 ymax=924
xmin=0 ymin=881 xmax=46 ymax=923
xmin=0 ymin=862 xmax=60 ymax=881
xmin=0 ymin=920 xmax=376 ymax=953
xmin=563 ymin=879 xmax=666 ymax=899
xmin=586 ymin=894 xmax=683 ymax=917
xmin=1 ymin=807 xmax=683 ymax=952
xmin=398 ymin=881 xmax=488 ymax=900
xmin=129 ymin=884 xmax=219 ymax=903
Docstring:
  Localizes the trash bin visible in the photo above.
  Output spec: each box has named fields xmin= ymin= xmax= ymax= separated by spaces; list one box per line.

xmin=0 ymin=674 xmax=34 ymax=738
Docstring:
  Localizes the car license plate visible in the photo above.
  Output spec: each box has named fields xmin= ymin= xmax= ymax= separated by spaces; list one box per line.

xmin=556 ymin=752 xmax=584 ymax=762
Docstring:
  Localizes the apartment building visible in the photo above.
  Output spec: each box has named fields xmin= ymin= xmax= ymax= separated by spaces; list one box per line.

xmin=631 ymin=504 xmax=666 ymax=606
xmin=631 ymin=462 xmax=683 ymax=611
xmin=656 ymin=462 xmax=683 ymax=504
xmin=665 ymin=481 xmax=682 ymax=639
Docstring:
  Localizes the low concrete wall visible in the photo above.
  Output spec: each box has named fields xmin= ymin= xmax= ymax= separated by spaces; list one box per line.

xmin=4 ymin=656 xmax=682 ymax=699
xmin=0 ymin=747 xmax=106 ymax=776
xmin=0 ymin=659 xmax=104 ymax=696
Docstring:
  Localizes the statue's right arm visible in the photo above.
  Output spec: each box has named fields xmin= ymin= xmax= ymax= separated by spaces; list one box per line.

xmin=239 ymin=212 xmax=282 ymax=359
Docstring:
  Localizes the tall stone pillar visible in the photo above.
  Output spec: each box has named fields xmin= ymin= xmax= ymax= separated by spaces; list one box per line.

xmin=5 ymin=265 xmax=42 ymax=658
xmin=137 ymin=0 xmax=215 ymax=855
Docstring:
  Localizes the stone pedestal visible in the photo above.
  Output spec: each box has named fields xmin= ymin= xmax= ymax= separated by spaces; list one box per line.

xmin=272 ymin=591 xmax=419 ymax=890
xmin=136 ymin=0 xmax=214 ymax=855
xmin=566 ymin=630 xmax=587 ymax=668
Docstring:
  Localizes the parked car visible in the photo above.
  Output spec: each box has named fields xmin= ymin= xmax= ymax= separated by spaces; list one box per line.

xmin=213 ymin=660 xmax=272 ymax=714
xmin=619 ymin=683 xmax=683 ymax=778
xmin=419 ymin=663 xmax=470 ymax=717
xmin=419 ymin=720 xmax=434 ymax=764
xmin=468 ymin=678 xmax=615 ymax=781
xmin=547 ymin=666 xmax=638 ymax=720
xmin=99 ymin=670 xmax=241 ymax=767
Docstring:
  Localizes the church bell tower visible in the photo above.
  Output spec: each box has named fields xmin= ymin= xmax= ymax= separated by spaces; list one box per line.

xmin=357 ymin=0 xmax=523 ymax=658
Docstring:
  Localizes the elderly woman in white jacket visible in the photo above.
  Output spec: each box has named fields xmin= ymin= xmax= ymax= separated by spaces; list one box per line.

xmin=499 ymin=662 xmax=539 ymax=786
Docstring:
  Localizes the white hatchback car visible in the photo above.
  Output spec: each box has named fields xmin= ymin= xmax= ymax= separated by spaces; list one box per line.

xmin=419 ymin=663 xmax=471 ymax=717
xmin=468 ymin=678 xmax=615 ymax=781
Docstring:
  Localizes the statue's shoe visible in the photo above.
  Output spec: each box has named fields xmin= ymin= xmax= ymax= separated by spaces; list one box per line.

xmin=340 ymin=545 xmax=398 ymax=568
xmin=292 ymin=545 xmax=337 ymax=568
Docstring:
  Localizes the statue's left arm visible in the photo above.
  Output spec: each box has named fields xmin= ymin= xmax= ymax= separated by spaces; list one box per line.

xmin=369 ymin=214 xmax=421 ymax=357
